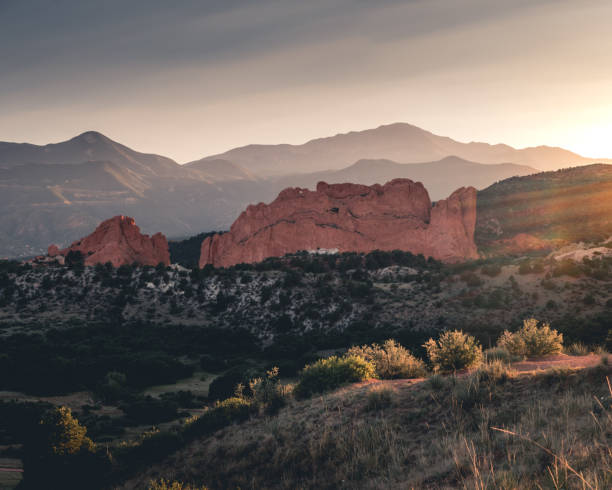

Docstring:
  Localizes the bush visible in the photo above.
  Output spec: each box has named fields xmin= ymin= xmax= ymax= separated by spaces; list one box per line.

xmin=347 ymin=339 xmax=426 ymax=379
xmin=238 ymin=367 xmax=292 ymax=415
xmin=497 ymin=318 xmax=563 ymax=358
xmin=21 ymin=406 xmax=110 ymax=489
xmin=207 ymin=366 xmax=258 ymax=401
xmin=96 ymin=371 xmax=129 ymax=402
xmin=423 ymin=330 xmax=483 ymax=373
xmin=293 ymin=355 xmax=376 ymax=399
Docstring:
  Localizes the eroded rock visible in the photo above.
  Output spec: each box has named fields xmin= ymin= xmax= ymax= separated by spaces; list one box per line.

xmin=200 ymin=179 xmax=478 ymax=267
xmin=48 ymin=215 xmax=170 ymax=267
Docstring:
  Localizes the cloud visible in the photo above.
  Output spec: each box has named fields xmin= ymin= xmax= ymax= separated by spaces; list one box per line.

xmin=1 ymin=0 xmax=612 ymax=160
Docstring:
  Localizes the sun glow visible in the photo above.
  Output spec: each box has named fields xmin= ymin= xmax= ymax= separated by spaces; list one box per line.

xmin=567 ymin=123 xmax=612 ymax=159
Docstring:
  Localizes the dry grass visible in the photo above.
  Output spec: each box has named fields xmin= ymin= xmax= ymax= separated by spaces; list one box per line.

xmin=122 ymin=364 xmax=612 ymax=489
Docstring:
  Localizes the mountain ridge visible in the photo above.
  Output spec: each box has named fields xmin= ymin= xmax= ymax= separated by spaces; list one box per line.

xmin=202 ymin=122 xmax=608 ymax=175
xmin=272 ymin=155 xmax=538 ymax=201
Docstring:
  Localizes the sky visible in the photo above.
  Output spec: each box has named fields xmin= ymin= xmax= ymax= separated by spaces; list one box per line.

xmin=1 ymin=0 xmax=612 ymax=162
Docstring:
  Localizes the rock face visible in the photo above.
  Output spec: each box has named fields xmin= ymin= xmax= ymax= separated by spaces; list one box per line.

xmin=48 ymin=215 xmax=170 ymax=267
xmin=200 ymin=179 xmax=478 ymax=268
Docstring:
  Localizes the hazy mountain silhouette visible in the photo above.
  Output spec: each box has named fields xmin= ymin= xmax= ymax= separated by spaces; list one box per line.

xmin=204 ymin=122 xmax=607 ymax=176
xmin=0 ymin=131 xmax=179 ymax=176
xmin=273 ymin=156 xmax=538 ymax=201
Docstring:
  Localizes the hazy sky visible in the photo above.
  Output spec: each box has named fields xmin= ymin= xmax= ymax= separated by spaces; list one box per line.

xmin=1 ymin=0 xmax=612 ymax=162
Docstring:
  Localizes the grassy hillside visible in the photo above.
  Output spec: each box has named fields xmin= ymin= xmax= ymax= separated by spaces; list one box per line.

xmin=123 ymin=362 xmax=612 ymax=489
xmin=476 ymin=164 xmax=612 ymax=250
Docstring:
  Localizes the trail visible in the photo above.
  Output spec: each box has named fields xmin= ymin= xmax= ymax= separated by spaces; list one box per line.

xmin=511 ymin=353 xmax=601 ymax=372
xmin=358 ymin=353 xmax=604 ymax=390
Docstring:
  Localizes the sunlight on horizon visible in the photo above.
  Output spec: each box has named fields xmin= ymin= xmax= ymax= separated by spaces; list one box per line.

xmin=566 ymin=123 xmax=612 ymax=159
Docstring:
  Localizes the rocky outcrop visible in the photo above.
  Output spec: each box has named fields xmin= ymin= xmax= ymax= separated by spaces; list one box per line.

xmin=200 ymin=179 xmax=478 ymax=268
xmin=48 ymin=215 xmax=170 ymax=267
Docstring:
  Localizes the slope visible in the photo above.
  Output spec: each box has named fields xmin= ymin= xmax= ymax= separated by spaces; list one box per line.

xmin=121 ymin=362 xmax=612 ymax=489
xmin=476 ymin=164 xmax=612 ymax=251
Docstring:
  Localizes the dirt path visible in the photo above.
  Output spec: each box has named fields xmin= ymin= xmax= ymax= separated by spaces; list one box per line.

xmin=511 ymin=353 xmax=601 ymax=372
xmin=358 ymin=353 xmax=603 ymax=390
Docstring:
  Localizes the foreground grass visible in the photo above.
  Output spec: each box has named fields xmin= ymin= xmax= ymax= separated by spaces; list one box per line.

xmin=123 ymin=364 xmax=612 ymax=489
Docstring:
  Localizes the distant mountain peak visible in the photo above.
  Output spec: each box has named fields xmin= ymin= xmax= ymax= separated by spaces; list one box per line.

xmin=72 ymin=130 xmax=109 ymax=144
xmin=0 ymin=130 xmax=178 ymax=175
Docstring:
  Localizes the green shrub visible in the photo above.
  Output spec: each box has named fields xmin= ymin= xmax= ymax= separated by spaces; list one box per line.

xmin=238 ymin=367 xmax=293 ymax=415
xmin=497 ymin=318 xmax=563 ymax=358
xmin=21 ymin=406 xmax=110 ymax=489
xmin=96 ymin=371 xmax=129 ymax=402
xmin=423 ymin=330 xmax=483 ymax=373
xmin=294 ymin=355 xmax=376 ymax=399
xmin=347 ymin=339 xmax=426 ymax=379
xmin=207 ymin=365 xmax=258 ymax=401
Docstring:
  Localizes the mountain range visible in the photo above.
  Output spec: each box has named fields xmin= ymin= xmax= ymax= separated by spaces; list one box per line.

xmin=202 ymin=122 xmax=606 ymax=175
xmin=0 ymin=123 xmax=607 ymax=258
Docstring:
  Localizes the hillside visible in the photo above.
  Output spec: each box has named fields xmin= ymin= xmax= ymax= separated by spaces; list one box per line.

xmin=121 ymin=363 xmax=612 ymax=489
xmin=204 ymin=122 xmax=605 ymax=176
xmin=2 ymin=250 xmax=612 ymax=488
xmin=184 ymin=159 xmax=257 ymax=183
xmin=476 ymin=164 xmax=612 ymax=251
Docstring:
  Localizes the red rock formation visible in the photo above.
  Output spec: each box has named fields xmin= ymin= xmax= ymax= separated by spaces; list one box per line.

xmin=200 ymin=179 xmax=478 ymax=268
xmin=48 ymin=215 xmax=170 ymax=267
